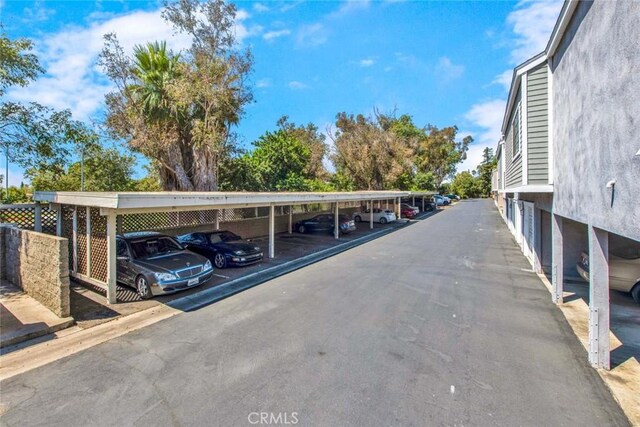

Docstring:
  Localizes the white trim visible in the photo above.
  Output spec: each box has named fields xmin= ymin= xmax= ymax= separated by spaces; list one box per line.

xmin=546 ymin=1 xmax=580 ymax=58
xmin=34 ymin=191 xmax=411 ymax=213
xmin=547 ymin=61 xmax=554 ymax=185
xmin=498 ymin=184 xmax=553 ymax=194
xmin=521 ymin=73 xmax=529 ymax=186
xmin=501 ymin=53 xmax=547 ymax=135
xmin=512 ymin=103 xmax=522 ymax=160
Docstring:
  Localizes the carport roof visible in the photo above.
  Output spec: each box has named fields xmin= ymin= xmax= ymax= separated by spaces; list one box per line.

xmin=34 ymin=191 xmax=410 ymax=214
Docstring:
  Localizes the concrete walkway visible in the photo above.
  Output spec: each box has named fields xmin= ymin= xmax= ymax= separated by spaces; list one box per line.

xmin=0 ymin=200 xmax=630 ymax=426
xmin=0 ymin=281 xmax=74 ymax=349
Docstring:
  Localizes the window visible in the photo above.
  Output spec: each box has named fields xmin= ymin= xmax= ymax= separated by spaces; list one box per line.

xmin=116 ymin=239 xmax=128 ymax=257
xmin=512 ymin=107 xmax=521 ymax=158
xmin=130 ymin=237 xmax=183 ymax=259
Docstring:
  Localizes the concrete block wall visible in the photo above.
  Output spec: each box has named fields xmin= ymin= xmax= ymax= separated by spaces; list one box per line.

xmin=1 ymin=224 xmax=70 ymax=317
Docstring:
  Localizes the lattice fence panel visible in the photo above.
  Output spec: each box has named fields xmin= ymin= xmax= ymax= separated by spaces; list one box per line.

xmin=61 ymin=206 xmax=75 ymax=271
xmin=121 ymin=209 xmax=219 ymax=233
xmin=76 ymin=208 xmax=87 ymax=275
xmin=41 ymin=207 xmax=57 ymax=234
xmin=0 ymin=205 xmax=35 ymax=229
xmin=90 ymin=208 xmax=108 ymax=283
xmin=0 ymin=204 xmax=59 ymax=234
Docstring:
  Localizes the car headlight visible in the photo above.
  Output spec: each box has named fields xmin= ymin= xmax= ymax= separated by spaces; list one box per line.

xmin=203 ymin=260 xmax=213 ymax=271
xmin=234 ymin=250 xmax=246 ymax=255
xmin=154 ymin=272 xmax=177 ymax=282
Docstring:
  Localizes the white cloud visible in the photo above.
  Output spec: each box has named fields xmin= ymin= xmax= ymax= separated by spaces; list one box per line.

xmin=280 ymin=1 xmax=303 ymax=13
xmin=253 ymin=3 xmax=269 ymax=13
xmin=507 ymin=0 xmax=563 ymax=64
xmin=329 ymin=0 xmax=371 ymax=19
xmin=359 ymin=58 xmax=375 ymax=67
xmin=435 ymin=57 xmax=464 ymax=82
xmin=256 ymin=78 xmax=271 ymax=88
xmin=22 ymin=0 xmax=55 ymax=23
xmin=263 ymin=29 xmax=291 ymax=41
xmin=5 ymin=8 xmax=258 ymax=122
xmin=492 ymin=69 xmax=513 ymax=91
xmin=459 ymin=98 xmax=505 ymax=172
xmin=296 ymin=23 xmax=328 ymax=47
xmin=464 ymin=99 xmax=505 ymax=146
xmin=288 ymin=81 xmax=309 ymax=90
xmin=457 ymin=142 xmax=488 ymax=174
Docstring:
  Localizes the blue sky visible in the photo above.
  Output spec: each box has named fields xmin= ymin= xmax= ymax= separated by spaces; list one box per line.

xmin=0 ymin=0 xmax=563 ymax=185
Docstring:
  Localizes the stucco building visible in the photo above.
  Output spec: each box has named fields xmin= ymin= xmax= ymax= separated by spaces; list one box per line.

xmin=492 ymin=0 xmax=640 ymax=369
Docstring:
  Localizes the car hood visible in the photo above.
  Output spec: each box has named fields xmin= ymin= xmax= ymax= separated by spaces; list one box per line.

xmin=134 ymin=250 xmax=207 ymax=273
xmin=215 ymin=241 xmax=261 ymax=253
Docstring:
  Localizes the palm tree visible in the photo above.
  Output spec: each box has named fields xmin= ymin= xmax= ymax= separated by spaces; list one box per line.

xmin=129 ymin=41 xmax=180 ymax=121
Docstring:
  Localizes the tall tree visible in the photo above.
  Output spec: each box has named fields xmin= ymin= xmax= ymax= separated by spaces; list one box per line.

xmin=276 ymin=116 xmax=328 ymax=181
xmin=475 ymin=147 xmax=497 ymax=197
xmin=1 ymin=31 xmax=98 ymax=189
xmin=450 ymin=171 xmax=479 ymax=199
xmin=0 ymin=30 xmax=43 ymax=96
xmin=100 ymin=0 xmax=253 ymax=191
xmin=27 ymin=146 xmax=138 ymax=192
xmin=329 ymin=112 xmax=414 ymax=190
xmin=416 ymin=125 xmax=471 ymax=188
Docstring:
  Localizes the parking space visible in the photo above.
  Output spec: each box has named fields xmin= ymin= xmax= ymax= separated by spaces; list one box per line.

xmin=67 ymin=208 xmax=440 ymax=328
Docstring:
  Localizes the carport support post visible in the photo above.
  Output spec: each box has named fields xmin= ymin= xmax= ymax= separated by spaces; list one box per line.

xmin=86 ymin=206 xmax=92 ymax=278
xmin=54 ymin=204 xmax=62 ymax=237
xmin=412 ymin=196 xmax=415 ymax=207
xmin=268 ymin=204 xmax=275 ymax=259
xmin=369 ymin=201 xmax=373 ymax=229
xmin=334 ymin=202 xmax=339 ymax=239
xmin=551 ymin=213 xmax=564 ymax=304
xmin=588 ymin=225 xmax=610 ymax=370
xmin=106 ymin=213 xmax=117 ymax=304
xmin=34 ymin=203 xmax=42 ymax=232
xmin=396 ymin=197 xmax=401 ymax=220
xmin=215 ymin=210 xmax=220 ymax=230
xmin=533 ymin=208 xmax=543 ymax=274
xmin=288 ymin=206 xmax=292 ymax=234
xmin=72 ymin=207 xmax=78 ymax=274
xmin=422 ymin=197 xmax=425 ymax=213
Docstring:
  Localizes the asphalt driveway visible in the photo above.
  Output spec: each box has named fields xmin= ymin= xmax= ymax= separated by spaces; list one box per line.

xmin=0 ymin=200 xmax=628 ymax=426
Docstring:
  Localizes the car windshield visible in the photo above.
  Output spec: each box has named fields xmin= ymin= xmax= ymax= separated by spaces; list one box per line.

xmin=208 ymin=231 xmax=241 ymax=244
xmin=129 ymin=237 xmax=183 ymax=259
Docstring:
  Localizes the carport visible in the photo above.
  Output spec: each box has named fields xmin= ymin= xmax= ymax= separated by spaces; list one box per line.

xmin=406 ymin=191 xmax=437 ymax=212
xmin=33 ymin=191 xmax=409 ymax=304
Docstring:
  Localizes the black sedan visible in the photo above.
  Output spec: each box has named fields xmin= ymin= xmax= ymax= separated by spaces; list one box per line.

xmin=294 ymin=214 xmax=356 ymax=235
xmin=177 ymin=230 xmax=264 ymax=269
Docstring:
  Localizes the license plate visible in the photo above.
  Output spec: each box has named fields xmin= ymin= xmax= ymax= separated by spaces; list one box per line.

xmin=187 ymin=277 xmax=199 ymax=286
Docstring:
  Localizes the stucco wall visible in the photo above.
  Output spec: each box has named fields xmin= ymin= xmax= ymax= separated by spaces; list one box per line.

xmin=1 ymin=224 xmax=70 ymax=317
xmin=551 ymin=0 xmax=640 ymax=241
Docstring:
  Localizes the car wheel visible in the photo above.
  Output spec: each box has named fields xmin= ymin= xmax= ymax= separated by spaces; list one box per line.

xmin=298 ymin=225 xmax=306 ymax=234
xmin=214 ymin=253 xmax=227 ymax=269
xmin=379 ymin=217 xmax=387 ymax=224
xmin=136 ymin=275 xmax=153 ymax=300
xmin=354 ymin=215 xmax=362 ymax=223
xmin=631 ymin=282 xmax=640 ymax=304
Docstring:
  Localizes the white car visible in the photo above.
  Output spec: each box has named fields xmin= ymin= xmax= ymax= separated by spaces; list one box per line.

xmin=433 ymin=195 xmax=449 ymax=206
xmin=353 ymin=208 xmax=397 ymax=224
xmin=577 ymin=244 xmax=640 ymax=304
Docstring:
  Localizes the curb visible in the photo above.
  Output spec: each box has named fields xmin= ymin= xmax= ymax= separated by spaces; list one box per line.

xmin=0 ymin=317 xmax=75 ymax=349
